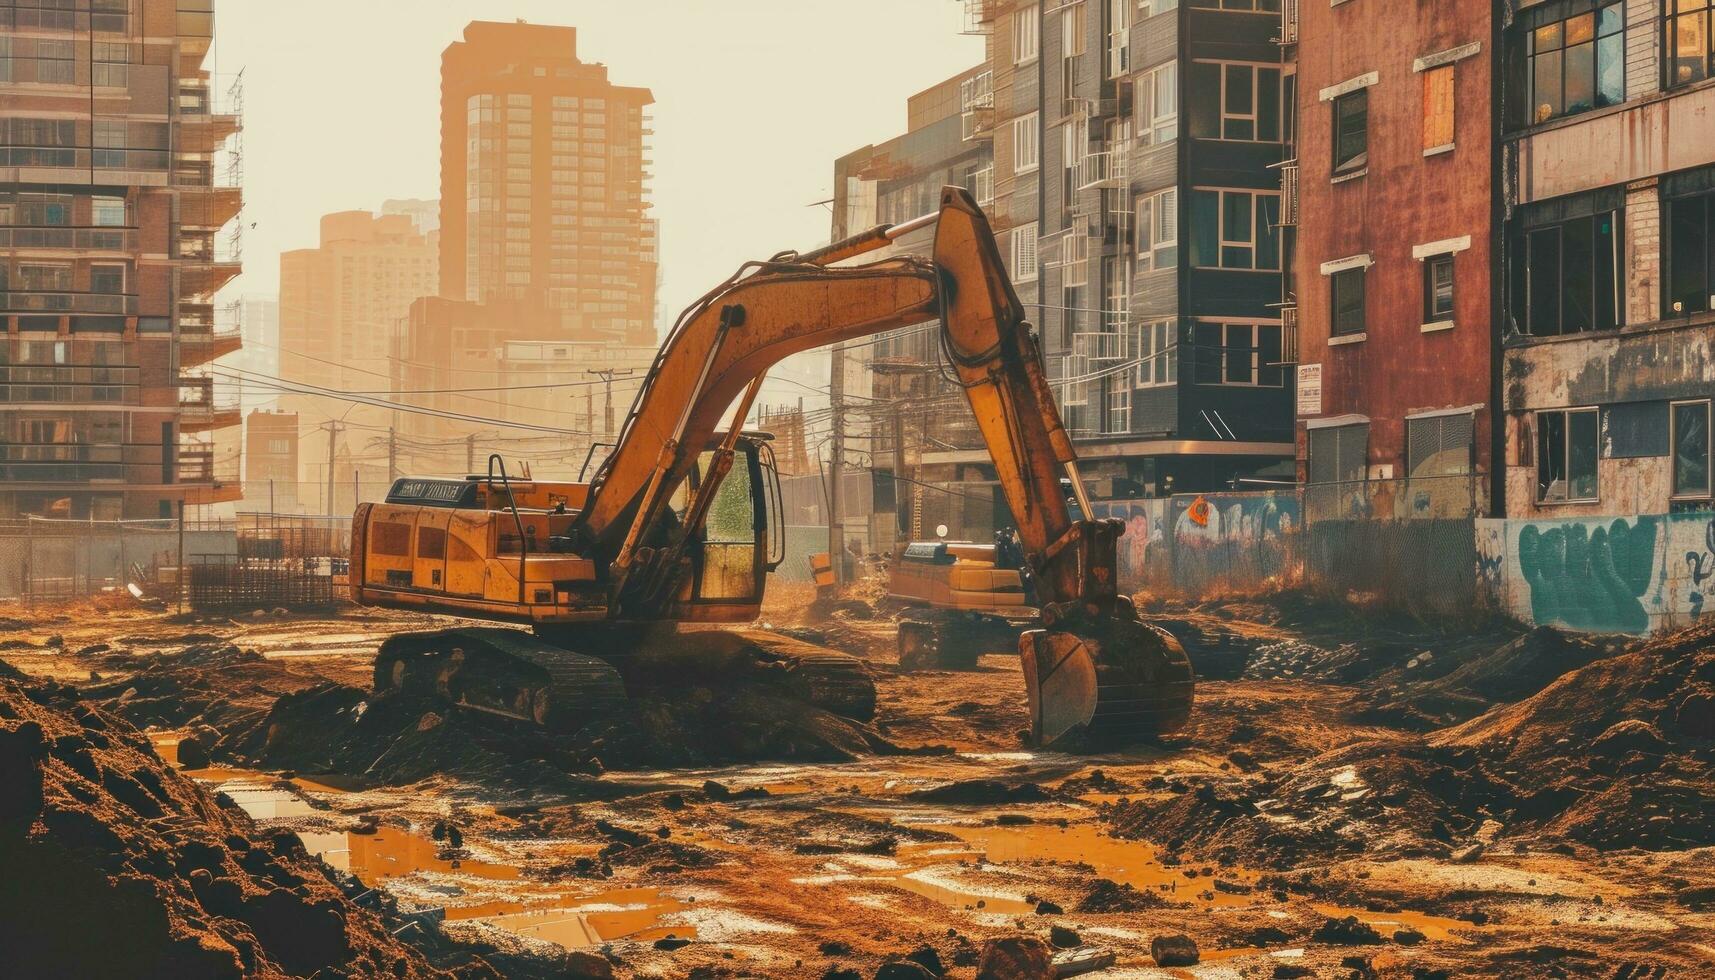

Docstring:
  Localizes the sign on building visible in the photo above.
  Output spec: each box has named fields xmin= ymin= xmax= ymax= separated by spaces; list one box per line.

xmin=1297 ymin=363 xmax=1323 ymax=416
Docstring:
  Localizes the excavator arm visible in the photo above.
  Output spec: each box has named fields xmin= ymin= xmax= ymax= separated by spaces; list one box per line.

xmin=575 ymin=187 xmax=1192 ymax=745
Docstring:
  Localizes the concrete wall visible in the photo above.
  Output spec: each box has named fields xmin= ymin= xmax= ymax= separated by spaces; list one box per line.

xmin=1477 ymin=512 xmax=1715 ymax=634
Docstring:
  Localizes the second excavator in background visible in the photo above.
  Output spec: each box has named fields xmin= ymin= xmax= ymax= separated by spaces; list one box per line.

xmin=349 ymin=186 xmax=1193 ymax=748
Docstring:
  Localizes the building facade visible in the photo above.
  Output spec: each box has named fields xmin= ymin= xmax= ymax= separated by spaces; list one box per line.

xmin=914 ymin=0 xmax=1294 ymax=496
xmin=242 ymin=408 xmax=297 ymax=512
xmin=0 ymin=0 xmax=243 ymax=519
xmin=1499 ymin=0 xmax=1715 ymax=517
xmin=438 ymin=21 xmax=656 ymax=348
xmin=1292 ymin=0 xmax=1497 ymax=518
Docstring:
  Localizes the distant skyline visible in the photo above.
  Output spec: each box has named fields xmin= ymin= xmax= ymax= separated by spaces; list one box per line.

xmin=215 ymin=1 xmax=983 ymax=336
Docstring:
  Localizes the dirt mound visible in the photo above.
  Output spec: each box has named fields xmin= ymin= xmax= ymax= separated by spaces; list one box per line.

xmin=0 ymin=674 xmax=472 ymax=979
xmin=1105 ymin=621 xmax=1715 ymax=861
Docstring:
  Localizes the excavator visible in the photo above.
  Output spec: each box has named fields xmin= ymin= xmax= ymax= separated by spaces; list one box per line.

xmin=350 ymin=187 xmax=1193 ymax=748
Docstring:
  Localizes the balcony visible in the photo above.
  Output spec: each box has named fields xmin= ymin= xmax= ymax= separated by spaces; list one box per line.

xmin=0 ymin=147 xmax=170 ymax=186
xmin=177 ymin=444 xmax=243 ymax=504
xmin=962 ymin=105 xmax=995 ymax=142
xmin=971 ymin=166 xmax=995 ymax=208
xmin=1280 ymin=0 xmax=1299 ymax=44
xmin=0 ymin=6 xmax=129 ymax=32
xmin=961 ymin=0 xmax=996 ymax=34
xmin=0 ymin=291 xmax=138 ymax=316
xmin=0 ymin=226 xmax=138 ymax=252
xmin=178 ymin=317 xmax=243 ymax=365
xmin=1074 ymin=331 xmax=1128 ymax=361
xmin=0 ymin=363 xmax=140 ymax=406
xmin=178 ymin=376 xmax=241 ymax=432
xmin=0 ymin=443 xmax=155 ymax=485
xmin=1077 ymin=149 xmax=1128 ymax=190
xmin=1278 ymin=159 xmax=1299 ymax=226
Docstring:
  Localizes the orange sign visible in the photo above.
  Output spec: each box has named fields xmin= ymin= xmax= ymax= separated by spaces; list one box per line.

xmin=1186 ymin=495 xmax=1211 ymax=527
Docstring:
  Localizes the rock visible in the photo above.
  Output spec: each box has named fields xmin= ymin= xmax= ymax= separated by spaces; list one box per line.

xmin=1272 ymin=967 xmax=1313 ymax=979
xmin=1676 ymin=885 xmax=1715 ymax=909
xmin=1393 ymin=926 xmax=1426 ymax=945
xmin=875 ymin=963 xmax=935 ymax=980
xmin=1149 ymin=934 xmax=1199 ymax=967
xmin=563 ymin=950 xmax=615 ymax=979
xmin=1048 ymin=925 xmax=1080 ymax=949
xmin=907 ymin=780 xmax=1049 ymax=805
xmin=1243 ymin=926 xmax=1292 ymax=947
xmin=1311 ymin=915 xmax=1383 ymax=945
xmin=653 ymin=935 xmax=691 ymax=951
xmin=903 ymin=944 xmax=945 ymax=976
xmin=1450 ymin=843 xmax=1484 ymax=863
xmin=1075 ymin=878 xmax=1162 ymax=913
xmin=823 ymin=969 xmax=864 ymax=980
xmin=974 ymin=936 xmax=1053 ymax=980
xmin=1033 ymin=899 xmax=1063 ymax=915
xmin=1590 ymin=719 xmax=1670 ymax=756
xmin=415 ymin=712 xmax=442 ymax=732
xmin=174 ymin=734 xmax=210 ymax=770
xmin=702 ymin=779 xmax=732 ymax=801
xmin=819 ymin=940 xmax=854 ymax=957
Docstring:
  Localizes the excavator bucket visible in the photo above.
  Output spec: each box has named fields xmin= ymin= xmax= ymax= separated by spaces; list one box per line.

xmin=1020 ymin=619 xmax=1194 ymax=748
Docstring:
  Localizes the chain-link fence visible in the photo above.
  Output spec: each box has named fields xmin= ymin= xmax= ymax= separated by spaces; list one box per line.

xmin=0 ymin=517 xmax=238 ymax=603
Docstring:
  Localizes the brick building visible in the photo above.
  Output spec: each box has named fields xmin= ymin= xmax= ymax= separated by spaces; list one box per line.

xmin=0 ymin=0 xmax=243 ymax=519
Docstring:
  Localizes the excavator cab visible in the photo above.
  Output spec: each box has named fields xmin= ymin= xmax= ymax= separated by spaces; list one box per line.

xmin=657 ymin=433 xmax=785 ymax=618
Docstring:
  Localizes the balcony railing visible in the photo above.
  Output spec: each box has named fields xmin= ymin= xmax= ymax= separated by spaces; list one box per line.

xmin=0 ymin=226 xmax=138 ymax=251
xmin=0 ymin=442 xmax=167 ymax=484
xmin=0 ymin=363 xmax=140 ymax=405
xmin=1281 ymin=0 xmax=1299 ymax=44
xmin=0 ymin=291 xmax=138 ymax=316
xmin=960 ymin=71 xmax=994 ymax=112
xmin=1279 ymin=159 xmax=1299 ymax=226
xmin=962 ymin=105 xmax=995 ymax=142
xmin=0 ymin=7 xmax=129 ymax=32
xmin=1074 ymin=331 xmax=1128 ymax=361
xmin=1077 ymin=149 xmax=1128 ymax=190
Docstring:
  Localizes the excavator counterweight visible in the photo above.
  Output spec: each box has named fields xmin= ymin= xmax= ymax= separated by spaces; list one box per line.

xmin=351 ymin=187 xmax=1193 ymax=749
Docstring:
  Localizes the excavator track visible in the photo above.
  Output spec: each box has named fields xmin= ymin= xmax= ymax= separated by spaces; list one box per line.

xmin=897 ymin=610 xmax=1024 ymax=671
xmin=374 ymin=627 xmax=627 ymax=733
xmin=1020 ymin=619 xmax=1195 ymax=748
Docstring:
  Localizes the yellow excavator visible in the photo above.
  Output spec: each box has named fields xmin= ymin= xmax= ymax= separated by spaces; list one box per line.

xmin=350 ymin=187 xmax=1193 ymax=748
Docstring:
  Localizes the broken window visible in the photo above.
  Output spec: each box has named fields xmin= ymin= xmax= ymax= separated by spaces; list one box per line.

xmin=1674 ymin=400 xmax=1711 ymax=498
xmin=1333 ymin=89 xmax=1367 ymax=174
xmin=1513 ymin=0 xmax=1625 ymax=127
xmin=1424 ymin=253 xmax=1455 ymax=322
xmin=1667 ymin=0 xmax=1714 ymax=88
xmin=1509 ymin=206 xmax=1621 ymax=336
xmin=1308 ymin=422 xmax=1369 ymax=486
xmin=1535 ymin=407 xmax=1599 ymax=503
xmin=1331 ymin=266 xmax=1366 ymax=336
xmin=1666 ymin=189 xmax=1715 ymax=316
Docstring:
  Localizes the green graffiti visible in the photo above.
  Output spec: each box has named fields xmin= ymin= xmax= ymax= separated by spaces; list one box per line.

xmin=1516 ymin=517 xmax=1659 ymax=634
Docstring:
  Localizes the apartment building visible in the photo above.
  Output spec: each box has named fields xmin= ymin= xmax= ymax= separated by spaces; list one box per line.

xmin=1499 ymin=0 xmax=1715 ymax=517
xmin=277 ymin=209 xmax=436 ymax=459
xmin=439 ymin=20 xmax=656 ymax=348
xmin=242 ymin=408 xmax=297 ymax=512
xmin=955 ymin=0 xmax=1294 ymax=495
xmin=0 ymin=0 xmax=243 ymax=519
xmin=1292 ymin=0 xmax=1498 ymax=517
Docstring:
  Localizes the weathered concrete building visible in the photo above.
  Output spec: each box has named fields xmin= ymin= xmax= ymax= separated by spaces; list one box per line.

xmin=1292 ymin=0 xmax=1497 ymax=517
xmin=1500 ymin=0 xmax=1715 ymax=517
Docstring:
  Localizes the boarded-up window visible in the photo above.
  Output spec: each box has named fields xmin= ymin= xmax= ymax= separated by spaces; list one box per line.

xmin=1423 ymin=65 xmax=1454 ymax=150
xmin=417 ymin=526 xmax=447 ymax=560
xmin=1308 ymin=423 xmax=1370 ymax=485
xmin=1407 ymin=412 xmax=1474 ymax=478
xmin=373 ymin=521 xmax=412 ymax=557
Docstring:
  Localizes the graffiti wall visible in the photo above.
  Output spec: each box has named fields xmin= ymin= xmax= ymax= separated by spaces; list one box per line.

xmin=1476 ymin=512 xmax=1715 ymax=634
xmin=1090 ymin=493 xmax=1302 ymax=597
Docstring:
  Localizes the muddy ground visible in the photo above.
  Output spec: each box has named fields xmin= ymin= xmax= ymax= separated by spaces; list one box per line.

xmin=2 ymin=584 xmax=1714 ymax=979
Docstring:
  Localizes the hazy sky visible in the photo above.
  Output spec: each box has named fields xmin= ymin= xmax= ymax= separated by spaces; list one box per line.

xmin=216 ymin=0 xmax=983 ymax=332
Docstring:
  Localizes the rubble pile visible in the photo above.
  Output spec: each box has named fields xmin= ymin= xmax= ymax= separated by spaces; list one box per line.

xmin=1106 ymin=621 xmax=1715 ymax=861
xmin=0 ymin=669 xmax=472 ymax=979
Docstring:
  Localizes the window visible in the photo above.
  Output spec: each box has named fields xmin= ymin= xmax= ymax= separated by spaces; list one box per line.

xmin=1014 ymin=4 xmax=1040 ymax=64
xmin=1108 ymin=0 xmax=1131 ymax=79
xmin=1102 ymin=255 xmax=1130 ymax=332
xmin=1189 ymin=189 xmax=1281 ymax=270
xmin=1138 ymin=62 xmax=1178 ymax=144
xmin=1013 ymin=112 xmax=1040 ymax=173
xmin=1333 ymin=89 xmax=1368 ymax=173
xmin=1331 ymin=266 xmax=1366 ymax=336
xmin=1424 ymin=253 xmax=1455 ymax=322
xmin=1187 ymin=62 xmax=1281 ymax=142
xmin=18 ymin=263 xmax=71 ymax=291
xmin=89 ymin=264 xmax=124 ymax=294
xmin=1423 ymin=65 xmax=1455 ymax=150
xmin=1192 ymin=322 xmax=1285 ymax=386
xmin=1308 ymin=422 xmax=1369 ymax=486
xmin=1188 ymin=0 xmax=1281 ymax=8
xmin=1407 ymin=412 xmax=1474 ymax=478
xmin=1674 ymin=400 xmax=1712 ymax=497
xmin=1510 ymin=207 xmax=1621 ymax=336
xmin=1140 ymin=0 xmax=1179 ymax=17
xmin=1132 ymin=319 xmax=1178 ymax=387
xmin=1519 ymin=0 xmax=1625 ymax=127
xmin=1536 ymin=407 xmax=1599 ymax=502
xmin=1669 ymin=0 xmax=1715 ymax=87
xmin=1136 ymin=188 xmax=1178 ymax=271
xmin=1666 ymin=189 xmax=1715 ymax=316
xmin=1062 ymin=1 xmax=1086 ymax=58
xmin=1012 ymin=224 xmax=1039 ymax=282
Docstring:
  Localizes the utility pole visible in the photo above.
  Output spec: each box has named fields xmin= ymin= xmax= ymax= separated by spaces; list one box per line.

xmin=321 ymin=419 xmax=342 ymax=516
xmin=587 ymin=368 xmax=635 ymax=441
xmin=893 ymin=398 xmax=908 ymax=539
xmin=387 ymin=426 xmax=398 ymax=483
xmin=828 ymin=342 xmax=845 ymax=585
xmin=585 ymin=387 xmax=595 ymax=437
xmin=465 ymin=433 xmax=475 ymax=474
